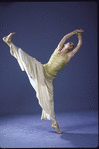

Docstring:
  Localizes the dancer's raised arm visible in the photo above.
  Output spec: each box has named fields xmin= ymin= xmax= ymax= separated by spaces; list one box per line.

xmin=67 ymin=32 xmax=83 ymax=61
xmin=72 ymin=33 xmax=82 ymax=54
xmin=57 ymin=30 xmax=78 ymax=50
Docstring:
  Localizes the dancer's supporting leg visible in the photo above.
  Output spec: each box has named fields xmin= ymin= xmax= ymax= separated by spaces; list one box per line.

xmin=52 ymin=121 xmax=63 ymax=134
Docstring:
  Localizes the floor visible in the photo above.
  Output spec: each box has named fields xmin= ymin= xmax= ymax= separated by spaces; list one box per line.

xmin=0 ymin=111 xmax=98 ymax=148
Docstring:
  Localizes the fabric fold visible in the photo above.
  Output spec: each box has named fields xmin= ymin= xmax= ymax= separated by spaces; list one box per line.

xmin=10 ymin=44 xmax=56 ymax=123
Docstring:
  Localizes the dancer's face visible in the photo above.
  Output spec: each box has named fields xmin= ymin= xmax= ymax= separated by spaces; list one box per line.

xmin=64 ymin=42 xmax=74 ymax=51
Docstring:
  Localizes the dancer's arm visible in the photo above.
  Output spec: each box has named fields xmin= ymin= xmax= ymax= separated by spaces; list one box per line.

xmin=67 ymin=33 xmax=82 ymax=61
xmin=57 ymin=30 xmax=78 ymax=50
xmin=72 ymin=33 xmax=82 ymax=54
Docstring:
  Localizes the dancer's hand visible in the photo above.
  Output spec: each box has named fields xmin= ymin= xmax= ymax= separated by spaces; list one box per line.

xmin=76 ymin=29 xmax=84 ymax=33
xmin=77 ymin=32 xmax=82 ymax=36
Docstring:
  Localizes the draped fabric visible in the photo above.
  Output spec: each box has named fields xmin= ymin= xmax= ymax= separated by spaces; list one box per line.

xmin=10 ymin=43 xmax=56 ymax=123
xmin=10 ymin=43 xmax=69 ymax=123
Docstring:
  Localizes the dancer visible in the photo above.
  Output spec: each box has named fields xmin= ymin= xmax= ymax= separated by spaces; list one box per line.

xmin=3 ymin=29 xmax=84 ymax=133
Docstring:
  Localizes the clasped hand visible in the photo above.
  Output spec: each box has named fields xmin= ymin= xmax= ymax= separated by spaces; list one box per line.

xmin=76 ymin=29 xmax=84 ymax=36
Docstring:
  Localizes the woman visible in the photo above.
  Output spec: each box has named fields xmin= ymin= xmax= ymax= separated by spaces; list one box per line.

xmin=3 ymin=29 xmax=84 ymax=133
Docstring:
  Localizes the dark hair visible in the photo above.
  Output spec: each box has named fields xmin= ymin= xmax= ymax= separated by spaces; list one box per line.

xmin=69 ymin=42 xmax=74 ymax=48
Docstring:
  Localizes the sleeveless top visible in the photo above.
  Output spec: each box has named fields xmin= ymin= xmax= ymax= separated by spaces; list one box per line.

xmin=43 ymin=51 xmax=68 ymax=78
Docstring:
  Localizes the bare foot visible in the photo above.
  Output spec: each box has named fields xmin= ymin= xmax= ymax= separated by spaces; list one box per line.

xmin=55 ymin=127 xmax=63 ymax=134
xmin=51 ymin=124 xmax=56 ymax=129
xmin=3 ymin=32 xmax=16 ymax=45
xmin=57 ymin=130 xmax=63 ymax=134
xmin=51 ymin=124 xmax=63 ymax=134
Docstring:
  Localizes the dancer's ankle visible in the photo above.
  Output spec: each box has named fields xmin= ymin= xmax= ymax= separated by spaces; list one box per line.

xmin=7 ymin=41 xmax=12 ymax=47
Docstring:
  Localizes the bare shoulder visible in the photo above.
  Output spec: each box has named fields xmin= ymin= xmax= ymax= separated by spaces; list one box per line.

xmin=54 ymin=47 xmax=59 ymax=53
xmin=67 ymin=51 xmax=75 ymax=62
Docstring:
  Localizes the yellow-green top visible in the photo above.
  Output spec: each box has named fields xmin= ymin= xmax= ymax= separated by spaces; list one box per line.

xmin=43 ymin=51 xmax=68 ymax=78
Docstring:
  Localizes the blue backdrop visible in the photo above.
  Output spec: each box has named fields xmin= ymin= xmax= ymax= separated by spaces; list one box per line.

xmin=0 ymin=2 xmax=98 ymax=116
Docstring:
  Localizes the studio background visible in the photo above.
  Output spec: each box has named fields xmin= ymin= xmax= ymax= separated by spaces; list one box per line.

xmin=0 ymin=2 xmax=98 ymax=117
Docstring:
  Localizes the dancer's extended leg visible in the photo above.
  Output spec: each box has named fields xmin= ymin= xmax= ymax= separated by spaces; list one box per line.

xmin=3 ymin=32 xmax=63 ymax=134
